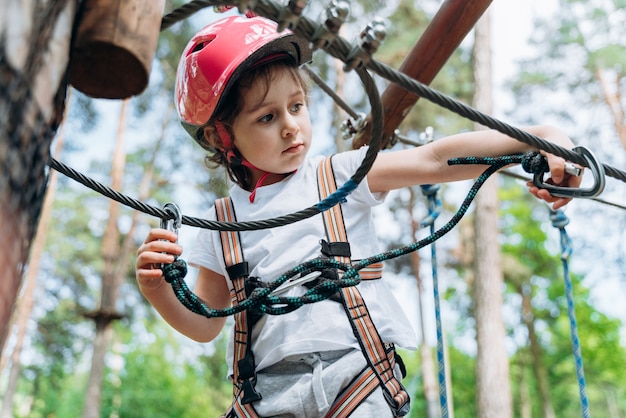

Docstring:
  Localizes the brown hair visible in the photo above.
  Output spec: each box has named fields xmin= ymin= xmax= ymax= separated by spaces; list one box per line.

xmin=202 ymin=60 xmax=310 ymax=190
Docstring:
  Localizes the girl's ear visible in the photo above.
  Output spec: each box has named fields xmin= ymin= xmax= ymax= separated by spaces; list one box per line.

xmin=203 ymin=125 xmax=223 ymax=151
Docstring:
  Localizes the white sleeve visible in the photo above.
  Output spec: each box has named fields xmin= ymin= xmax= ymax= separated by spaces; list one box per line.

xmin=186 ymin=208 xmax=226 ymax=275
xmin=330 ymin=146 xmax=388 ymax=206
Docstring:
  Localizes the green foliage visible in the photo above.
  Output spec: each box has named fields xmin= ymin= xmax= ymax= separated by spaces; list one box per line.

xmin=100 ymin=324 xmax=231 ymax=418
xmin=398 ymin=345 xmax=477 ymax=418
xmin=499 ymin=178 xmax=626 ymax=417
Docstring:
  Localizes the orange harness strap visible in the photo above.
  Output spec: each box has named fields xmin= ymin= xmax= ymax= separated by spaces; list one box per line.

xmin=215 ymin=198 xmax=260 ymax=418
xmin=317 ymin=156 xmax=410 ymax=417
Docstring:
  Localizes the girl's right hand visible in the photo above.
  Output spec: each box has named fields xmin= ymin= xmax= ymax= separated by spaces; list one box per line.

xmin=135 ymin=228 xmax=183 ymax=293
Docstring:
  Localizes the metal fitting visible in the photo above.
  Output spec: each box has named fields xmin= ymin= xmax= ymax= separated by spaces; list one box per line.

xmin=277 ymin=0 xmax=309 ymax=32
xmin=161 ymin=203 xmax=182 ymax=236
xmin=214 ymin=1 xmax=257 ymax=15
xmin=340 ymin=112 xmax=367 ymax=140
xmin=312 ymin=0 xmax=350 ymax=50
xmin=344 ymin=17 xmax=387 ymax=71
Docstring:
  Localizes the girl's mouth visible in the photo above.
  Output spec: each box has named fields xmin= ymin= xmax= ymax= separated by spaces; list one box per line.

xmin=284 ymin=143 xmax=304 ymax=153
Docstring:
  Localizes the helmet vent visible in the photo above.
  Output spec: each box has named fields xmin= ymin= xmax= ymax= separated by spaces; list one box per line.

xmin=189 ymin=35 xmax=216 ymax=55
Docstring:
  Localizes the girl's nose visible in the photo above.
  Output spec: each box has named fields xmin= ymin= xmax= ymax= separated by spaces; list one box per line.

xmin=282 ymin=113 xmax=300 ymax=138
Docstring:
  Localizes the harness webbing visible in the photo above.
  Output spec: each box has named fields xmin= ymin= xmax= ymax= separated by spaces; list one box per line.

xmin=216 ymin=156 xmax=409 ymax=417
xmin=317 ymin=156 xmax=410 ymax=417
xmin=215 ymin=198 xmax=261 ymax=416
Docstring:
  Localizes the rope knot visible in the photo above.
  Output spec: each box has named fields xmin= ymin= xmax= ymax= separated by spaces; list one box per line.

xmin=163 ymin=258 xmax=188 ymax=283
xmin=521 ymin=151 xmax=549 ymax=174
xmin=420 ymin=184 xmax=441 ymax=197
xmin=420 ymin=184 xmax=442 ymax=227
xmin=549 ymin=209 xmax=570 ymax=229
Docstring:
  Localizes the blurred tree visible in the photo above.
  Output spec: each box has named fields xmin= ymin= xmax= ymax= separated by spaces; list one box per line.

xmin=500 ymin=181 xmax=626 ymax=417
xmin=471 ymin=9 xmax=514 ymax=418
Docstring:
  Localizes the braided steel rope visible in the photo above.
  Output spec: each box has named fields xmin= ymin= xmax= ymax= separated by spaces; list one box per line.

xmin=50 ymin=55 xmax=384 ymax=231
xmin=52 ymin=0 xmax=626 ymax=230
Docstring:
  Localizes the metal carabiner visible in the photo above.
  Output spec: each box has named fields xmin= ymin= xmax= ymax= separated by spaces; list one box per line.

xmin=160 ymin=203 xmax=182 ymax=269
xmin=533 ymin=146 xmax=605 ymax=198
xmin=160 ymin=203 xmax=182 ymax=237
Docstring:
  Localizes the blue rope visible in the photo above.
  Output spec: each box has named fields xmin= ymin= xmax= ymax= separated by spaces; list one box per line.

xmin=549 ymin=209 xmax=591 ymax=418
xmin=420 ymin=184 xmax=449 ymax=418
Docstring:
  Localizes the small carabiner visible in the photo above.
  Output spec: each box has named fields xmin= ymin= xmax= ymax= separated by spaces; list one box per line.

xmin=533 ymin=146 xmax=605 ymax=198
xmin=160 ymin=203 xmax=182 ymax=237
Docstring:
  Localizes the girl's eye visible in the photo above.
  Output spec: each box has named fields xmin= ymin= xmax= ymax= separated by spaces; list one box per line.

xmin=258 ymin=114 xmax=273 ymax=123
xmin=291 ymin=103 xmax=303 ymax=113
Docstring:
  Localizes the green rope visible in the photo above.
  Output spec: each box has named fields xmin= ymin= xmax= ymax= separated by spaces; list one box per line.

xmin=163 ymin=152 xmax=546 ymax=317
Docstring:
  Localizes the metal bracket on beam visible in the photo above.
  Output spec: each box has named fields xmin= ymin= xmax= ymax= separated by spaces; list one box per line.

xmin=277 ymin=0 xmax=309 ymax=32
xmin=344 ymin=18 xmax=387 ymax=71
xmin=312 ymin=0 xmax=350 ymax=50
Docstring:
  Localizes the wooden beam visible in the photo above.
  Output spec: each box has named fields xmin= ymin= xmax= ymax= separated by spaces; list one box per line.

xmin=353 ymin=0 xmax=493 ymax=148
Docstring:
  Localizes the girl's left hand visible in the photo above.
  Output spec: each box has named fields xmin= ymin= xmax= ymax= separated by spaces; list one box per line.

xmin=526 ymin=151 xmax=583 ymax=210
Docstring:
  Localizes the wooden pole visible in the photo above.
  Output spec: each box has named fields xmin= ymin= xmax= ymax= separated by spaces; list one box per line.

xmin=69 ymin=0 xmax=165 ymax=99
xmin=352 ymin=0 xmax=493 ymax=148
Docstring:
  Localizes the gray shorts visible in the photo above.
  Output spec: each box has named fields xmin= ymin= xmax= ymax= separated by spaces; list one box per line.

xmin=251 ymin=349 xmax=401 ymax=418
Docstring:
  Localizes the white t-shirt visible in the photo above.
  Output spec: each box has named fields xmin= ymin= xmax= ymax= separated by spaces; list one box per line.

xmin=188 ymin=147 xmax=417 ymax=373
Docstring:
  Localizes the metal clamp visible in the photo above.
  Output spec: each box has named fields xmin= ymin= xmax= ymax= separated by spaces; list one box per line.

xmin=277 ymin=0 xmax=309 ymax=32
xmin=533 ymin=146 xmax=605 ymax=198
xmin=344 ymin=17 xmax=387 ymax=71
xmin=340 ymin=112 xmax=367 ymax=140
xmin=312 ymin=0 xmax=350 ymax=50
xmin=161 ymin=203 xmax=182 ymax=236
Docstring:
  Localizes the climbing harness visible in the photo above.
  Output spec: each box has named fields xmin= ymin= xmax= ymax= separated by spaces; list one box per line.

xmin=214 ymin=155 xmax=409 ymax=417
xmin=317 ymin=156 xmax=410 ymax=417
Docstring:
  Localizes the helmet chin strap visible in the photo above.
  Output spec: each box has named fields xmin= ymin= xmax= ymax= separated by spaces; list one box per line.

xmin=215 ymin=121 xmax=270 ymax=203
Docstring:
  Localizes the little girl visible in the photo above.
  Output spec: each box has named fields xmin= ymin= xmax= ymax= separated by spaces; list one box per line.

xmin=136 ymin=15 xmax=580 ymax=417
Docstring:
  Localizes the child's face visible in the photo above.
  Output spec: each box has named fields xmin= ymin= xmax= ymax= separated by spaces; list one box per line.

xmin=231 ymin=66 xmax=312 ymax=185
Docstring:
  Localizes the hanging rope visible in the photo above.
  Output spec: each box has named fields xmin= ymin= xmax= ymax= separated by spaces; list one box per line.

xmin=420 ymin=184 xmax=450 ymax=418
xmin=549 ymin=209 xmax=591 ymax=418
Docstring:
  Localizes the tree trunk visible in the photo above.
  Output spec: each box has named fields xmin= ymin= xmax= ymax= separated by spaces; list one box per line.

xmin=595 ymin=68 xmax=626 ymax=151
xmin=516 ymin=355 xmax=532 ymax=418
xmin=471 ymin=10 xmax=513 ymax=418
xmin=519 ymin=285 xmax=556 ymax=418
xmin=0 ymin=91 xmax=69 ymax=418
xmin=82 ymin=99 xmax=129 ymax=418
xmin=80 ymin=99 xmax=165 ymax=417
xmin=0 ymin=0 xmax=79 ymax=353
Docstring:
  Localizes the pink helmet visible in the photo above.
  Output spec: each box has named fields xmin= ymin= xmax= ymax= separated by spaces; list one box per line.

xmin=175 ymin=16 xmax=312 ymax=144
